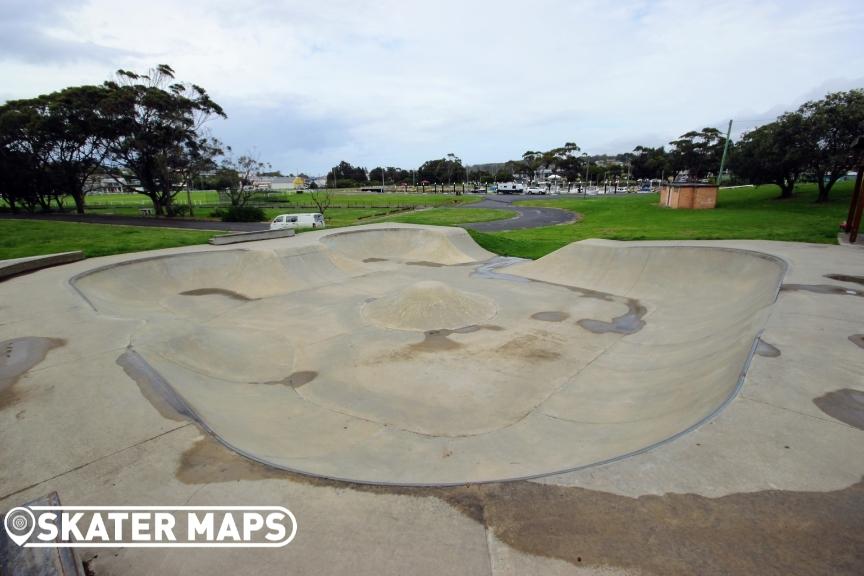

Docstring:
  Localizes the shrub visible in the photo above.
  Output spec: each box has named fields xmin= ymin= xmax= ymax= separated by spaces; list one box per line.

xmin=209 ymin=207 xmax=227 ymax=219
xmin=221 ymin=206 xmax=265 ymax=222
xmin=165 ymin=204 xmax=190 ymax=217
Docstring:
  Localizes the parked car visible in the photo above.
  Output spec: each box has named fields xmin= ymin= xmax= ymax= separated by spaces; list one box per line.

xmin=525 ymin=184 xmax=546 ymax=195
xmin=270 ymin=213 xmax=326 ymax=230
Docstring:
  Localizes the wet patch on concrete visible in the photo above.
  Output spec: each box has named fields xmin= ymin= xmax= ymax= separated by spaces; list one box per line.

xmin=406 ymin=261 xmax=444 ymax=267
xmin=264 ymin=371 xmax=318 ymax=389
xmin=577 ymin=300 xmax=647 ymax=335
xmin=813 ymin=388 xmax=864 ymax=431
xmin=755 ymin=339 xmax=781 ymax=358
xmin=179 ymin=288 xmax=256 ymax=301
xmin=0 ymin=337 xmax=65 ymax=410
xmin=179 ymin=436 xmax=864 ymax=576
xmin=781 ymin=284 xmax=863 ymax=297
xmin=116 ymin=349 xmax=194 ymax=422
xmin=825 ymin=274 xmax=864 ymax=286
xmin=393 ymin=325 xmax=506 ymax=357
xmin=849 ymin=335 xmax=864 ymax=349
xmin=531 ymin=311 xmax=569 ymax=322
xmin=362 ymin=257 xmax=388 ymax=263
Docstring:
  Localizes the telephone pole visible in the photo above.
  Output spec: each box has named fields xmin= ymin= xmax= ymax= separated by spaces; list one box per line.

xmin=717 ymin=120 xmax=733 ymax=185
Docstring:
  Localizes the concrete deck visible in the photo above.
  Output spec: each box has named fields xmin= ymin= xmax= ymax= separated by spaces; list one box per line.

xmin=1 ymin=224 xmax=862 ymax=575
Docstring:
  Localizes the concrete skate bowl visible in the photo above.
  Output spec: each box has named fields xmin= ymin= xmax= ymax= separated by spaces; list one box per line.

xmin=70 ymin=226 xmax=786 ymax=485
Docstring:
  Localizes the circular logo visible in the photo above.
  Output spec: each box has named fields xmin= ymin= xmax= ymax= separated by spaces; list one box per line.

xmin=4 ymin=507 xmax=36 ymax=546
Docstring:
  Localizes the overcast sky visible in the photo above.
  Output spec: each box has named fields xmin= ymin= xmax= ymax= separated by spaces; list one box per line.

xmin=2 ymin=0 xmax=863 ymax=174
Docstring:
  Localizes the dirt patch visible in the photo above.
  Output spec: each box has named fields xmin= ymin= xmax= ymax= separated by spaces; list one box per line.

xmin=0 ymin=337 xmax=65 ymax=410
xmin=781 ymin=284 xmax=863 ymax=297
xmin=531 ymin=311 xmax=569 ymax=322
xmin=755 ymin=339 xmax=781 ymax=358
xmin=825 ymin=274 xmax=864 ymax=286
xmin=179 ymin=288 xmax=256 ymax=301
xmin=849 ymin=335 xmax=864 ymax=350
xmin=497 ymin=334 xmax=561 ymax=361
xmin=813 ymin=388 xmax=864 ymax=431
xmin=178 ymin=436 xmax=864 ymax=576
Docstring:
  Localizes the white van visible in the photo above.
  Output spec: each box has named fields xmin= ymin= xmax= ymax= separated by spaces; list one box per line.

xmin=270 ymin=213 xmax=326 ymax=230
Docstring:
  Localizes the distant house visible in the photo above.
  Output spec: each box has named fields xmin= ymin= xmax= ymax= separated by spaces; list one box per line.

xmin=85 ymin=174 xmax=141 ymax=194
xmin=252 ymin=176 xmax=302 ymax=191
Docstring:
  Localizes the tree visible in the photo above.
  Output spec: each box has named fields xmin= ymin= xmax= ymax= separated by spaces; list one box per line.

xmin=797 ymin=89 xmax=864 ymax=202
xmin=417 ymin=154 xmax=466 ymax=185
xmin=103 ymin=64 xmax=226 ymax=215
xmin=734 ymin=112 xmax=809 ymax=199
xmin=222 ymin=152 xmax=270 ymax=206
xmin=327 ymin=160 xmax=367 ymax=187
xmin=310 ymin=187 xmax=333 ymax=214
xmin=631 ymin=146 xmax=669 ymax=179
xmin=668 ymin=127 xmax=726 ymax=180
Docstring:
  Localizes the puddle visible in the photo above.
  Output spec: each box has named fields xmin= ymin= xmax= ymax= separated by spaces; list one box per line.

xmin=178 ymin=436 xmax=864 ymax=576
xmin=813 ymin=388 xmax=864 ymax=431
xmin=362 ymin=258 xmax=388 ymax=263
xmin=825 ymin=274 xmax=864 ymax=286
xmin=755 ymin=339 xmax=781 ymax=358
xmin=406 ymin=261 xmax=444 ymax=267
xmin=0 ymin=337 xmax=65 ymax=409
xmin=781 ymin=284 xmax=863 ymax=297
xmin=531 ymin=311 xmax=569 ymax=322
xmin=578 ymin=300 xmax=647 ymax=335
xmin=179 ymin=288 xmax=256 ymax=301
xmin=848 ymin=335 xmax=864 ymax=350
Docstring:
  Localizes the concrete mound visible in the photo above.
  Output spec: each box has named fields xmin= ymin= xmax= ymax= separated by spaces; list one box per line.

xmin=362 ymin=281 xmax=497 ymax=331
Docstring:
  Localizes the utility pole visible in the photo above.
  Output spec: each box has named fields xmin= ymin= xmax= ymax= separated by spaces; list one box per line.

xmin=717 ymin=119 xmax=733 ymax=185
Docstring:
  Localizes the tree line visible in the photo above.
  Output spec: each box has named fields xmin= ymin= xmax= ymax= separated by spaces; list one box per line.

xmin=0 ymin=65 xmax=239 ymax=215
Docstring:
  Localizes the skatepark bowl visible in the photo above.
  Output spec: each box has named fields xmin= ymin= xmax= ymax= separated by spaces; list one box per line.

xmin=70 ymin=225 xmax=786 ymax=486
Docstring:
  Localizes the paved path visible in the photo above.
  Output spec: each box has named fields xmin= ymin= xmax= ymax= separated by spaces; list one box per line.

xmin=0 ymin=212 xmax=268 ymax=232
xmin=460 ymin=193 xmax=578 ymax=231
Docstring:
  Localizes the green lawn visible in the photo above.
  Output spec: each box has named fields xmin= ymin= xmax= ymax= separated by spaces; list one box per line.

xmin=57 ymin=190 xmax=480 ymax=211
xmin=467 ymin=182 xmax=853 ymax=259
xmin=0 ymin=220 xmax=217 ymax=260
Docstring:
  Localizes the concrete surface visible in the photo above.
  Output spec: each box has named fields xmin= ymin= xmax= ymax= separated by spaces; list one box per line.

xmin=1 ymin=225 xmax=862 ymax=575
xmin=0 ymin=251 xmax=84 ymax=281
xmin=208 ymin=228 xmax=296 ymax=245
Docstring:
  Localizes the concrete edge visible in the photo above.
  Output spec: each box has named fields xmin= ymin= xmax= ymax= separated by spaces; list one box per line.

xmin=208 ymin=228 xmax=296 ymax=245
xmin=0 ymin=251 xmax=85 ymax=282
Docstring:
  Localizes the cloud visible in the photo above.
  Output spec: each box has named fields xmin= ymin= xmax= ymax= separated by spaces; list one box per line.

xmin=0 ymin=0 xmax=141 ymax=64
xmin=1 ymin=0 xmax=863 ymax=173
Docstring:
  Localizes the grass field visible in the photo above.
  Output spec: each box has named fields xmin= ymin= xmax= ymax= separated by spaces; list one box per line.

xmin=63 ymin=190 xmax=479 ymax=212
xmin=468 ymin=182 xmax=853 ymax=259
xmin=1 ymin=182 xmax=854 ymax=261
xmin=0 ymin=220 xmax=216 ymax=260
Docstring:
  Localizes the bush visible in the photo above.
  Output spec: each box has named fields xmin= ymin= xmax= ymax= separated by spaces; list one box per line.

xmin=209 ymin=207 xmax=227 ymax=219
xmin=221 ymin=205 xmax=265 ymax=222
xmin=165 ymin=204 xmax=190 ymax=217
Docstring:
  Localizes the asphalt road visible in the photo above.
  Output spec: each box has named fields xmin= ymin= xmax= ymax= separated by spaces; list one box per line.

xmin=460 ymin=193 xmax=578 ymax=231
